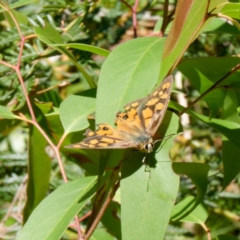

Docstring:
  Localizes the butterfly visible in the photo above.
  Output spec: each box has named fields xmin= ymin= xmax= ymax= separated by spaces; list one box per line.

xmin=66 ymin=75 xmax=173 ymax=153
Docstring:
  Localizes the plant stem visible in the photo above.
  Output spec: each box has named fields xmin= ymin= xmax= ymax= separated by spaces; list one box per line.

xmin=120 ymin=0 xmax=139 ymax=38
xmin=83 ymin=180 xmax=120 ymax=240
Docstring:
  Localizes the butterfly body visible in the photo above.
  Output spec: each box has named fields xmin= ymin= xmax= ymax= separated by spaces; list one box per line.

xmin=66 ymin=76 xmax=173 ymax=153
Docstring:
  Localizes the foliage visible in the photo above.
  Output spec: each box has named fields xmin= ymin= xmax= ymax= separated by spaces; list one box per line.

xmin=0 ymin=0 xmax=240 ymax=240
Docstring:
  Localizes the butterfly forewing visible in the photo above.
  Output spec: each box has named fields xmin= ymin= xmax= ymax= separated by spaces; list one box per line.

xmin=137 ymin=75 xmax=173 ymax=136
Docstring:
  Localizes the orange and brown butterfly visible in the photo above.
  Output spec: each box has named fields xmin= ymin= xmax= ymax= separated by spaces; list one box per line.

xmin=66 ymin=75 xmax=173 ymax=153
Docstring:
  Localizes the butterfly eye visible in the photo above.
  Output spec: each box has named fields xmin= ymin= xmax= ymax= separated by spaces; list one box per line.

xmin=123 ymin=114 xmax=128 ymax=120
xmin=103 ymin=126 xmax=109 ymax=131
xmin=144 ymin=143 xmax=153 ymax=153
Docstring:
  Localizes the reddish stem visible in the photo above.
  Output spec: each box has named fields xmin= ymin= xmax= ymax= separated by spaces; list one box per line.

xmin=120 ymin=0 xmax=139 ymax=38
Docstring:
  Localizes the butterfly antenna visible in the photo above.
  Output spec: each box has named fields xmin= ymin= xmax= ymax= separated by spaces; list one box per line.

xmin=154 ymin=133 xmax=176 ymax=144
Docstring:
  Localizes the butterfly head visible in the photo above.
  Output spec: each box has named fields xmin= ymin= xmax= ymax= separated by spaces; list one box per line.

xmin=139 ymin=138 xmax=154 ymax=153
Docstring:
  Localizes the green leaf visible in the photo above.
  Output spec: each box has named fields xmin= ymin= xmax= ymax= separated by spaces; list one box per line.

xmin=35 ymin=22 xmax=64 ymax=44
xmin=4 ymin=9 xmax=28 ymax=27
xmin=121 ymin=112 xmax=180 ymax=240
xmin=23 ymin=125 xmax=51 ymax=223
xmin=34 ymin=98 xmax=53 ymax=114
xmin=45 ymin=107 xmax=64 ymax=144
xmin=18 ymin=176 xmax=97 ymax=240
xmin=178 ymin=57 xmax=240 ymax=117
xmin=0 ymin=0 xmax=38 ymax=12
xmin=92 ymin=228 xmax=115 ymax=240
xmin=202 ymin=18 xmax=240 ymax=35
xmin=173 ymin=196 xmax=208 ymax=224
xmin=101 ymin=201 xmax=121 ymax=240
xmin=217 ymin=235 xmax=239 ymax=240
xmin=170 ymin=101 xmax=240 ymax=152
xmin=221 ymin=90 xmax=240 ymax=189
xmin=0 ymin=105 xmax=19 ymax=119
xmin=221 ymin=3 xmax=240 ymax=19
xmin=60 ymin=95 xmax=96 ymax=134
xmin=96 ymin=37 xmax=166 ymax=125
xmin=50 ymin=43 xmax=110 ymax=57
xmin=92 ymin=38 xmax=179 ymax=239
xmin=35 ymin=23 xmax=95 ymax=88
xmin=171 ymin=163 xmax=209 ymax=221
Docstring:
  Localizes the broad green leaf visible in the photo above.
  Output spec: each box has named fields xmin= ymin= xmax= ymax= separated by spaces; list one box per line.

xmin=171 ymin=163 xmax=209 ymax=221
xmin=23 ymin=124 xmax=51 ymax=223
xmin=181 ymin=203 xmax=208 ymax=224
xmin=18 ymin=176 xmax=97 ymax=240
xmin=221 ymin=90 xmax=240 ymax=189
xmin=60 ymin=95 xmax=96 ymax=134
xmin=222 ymin=140 xmax=240 ymax=189
xmin=178 ymin=57 xmax=240 ymax=117
xmin=45 ymin=107 xmax=64 ymax=143
xmin=178 ymin=57 xmax=240 ymax=90
xmin=208 ymin=0 xmax=227 ymax=13
xmin=91 ymin=228 xmax=114 ymax=240
xmin=95 ymin=39 xmax=173 ymax=228
xmin=50 ymin=43 xmax=110 ymax=57
xmin=170 ymin=101 xmax=240 ymax=152
xmin=221 ymin=3 xmax=240 ymax=19
xmin=121 ymin=112 xmax=180 ymax=240
xmin=0 ymin=105 xmax=19 ymax=119
xmin=96 ymin=37 xmax=166 ymax=125
xmin=202 ymin=18 xmax=240 ymax=35
xmin=172 ymin=196 xmax=208 ymax=224
xmin=217 ymin=235 xmax=238 ymax=240
xmin=94 ymin=37 xmax=179 ymax=240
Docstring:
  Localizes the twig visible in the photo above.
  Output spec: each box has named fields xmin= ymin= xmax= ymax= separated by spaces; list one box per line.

xmin=83 ymin=181 xmax=120 ymax=240
xmin=159 ymin=0 xmax=169 ymax=37
xmin=15 ymin=63 xmax=36 ymax=122
xmin=120 ymin=0 xmax=139 ymax=38
xmin=79 ymin=211 xmax=92 ymax=223
xmin=178 ymin=63 xmax=240 ymax=116
xmin=200 ymin=222 xmax=211 ymax=240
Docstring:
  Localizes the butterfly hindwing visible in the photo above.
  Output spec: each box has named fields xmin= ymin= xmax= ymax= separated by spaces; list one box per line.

xmin=66 ymin=124 xmax=139 ymax=149
xmin=115 ymin=98 xmax=145 ymax=135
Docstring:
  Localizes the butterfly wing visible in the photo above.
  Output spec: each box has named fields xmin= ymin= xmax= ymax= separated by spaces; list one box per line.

xmin=67 ymin=76 xmax=172 ymax=151
xmin=137 ymin=75 xmax=173 ymax=136
xmin=66 ymin=124 xmax=139 ymax=149
xmin=115 ymin=98 xmax=146 ymax=134
xmin=115 ymin=76 xmax=172 ymax=137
